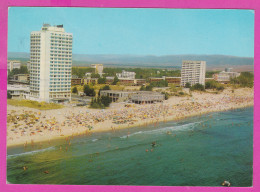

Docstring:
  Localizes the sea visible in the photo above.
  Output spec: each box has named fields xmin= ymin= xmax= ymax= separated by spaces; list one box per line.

xmin=7 ymin=107 xmax=253 ymax=187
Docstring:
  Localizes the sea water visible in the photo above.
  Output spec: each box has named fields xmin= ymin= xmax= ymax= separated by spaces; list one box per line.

xmin=7 ymin=107 xmax=253 ymax=186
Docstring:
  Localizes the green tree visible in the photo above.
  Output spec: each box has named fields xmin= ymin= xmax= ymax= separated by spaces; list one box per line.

xmin=84 ymin=85 xmax=96 ymax=96
xmin=98 ymin=85 xmax=111 ymax=96
xmin=72 ymin=67 xmax=95 ymax=78
xmin=205 ymin=80 xmax=225 ymax=91
xmin=185 ymin=82 xmax=191 ymax=88
xmin=162 ymin=92 xmax=169 ymax=100
xmin=7 ymin=91 xmax=12 ymax=99
xmin=140 ymin=85 xmax=146 ymax=91
xmin=150 ymin=80 xmax=168 ymax=87
xmin=112 ymin=76 xmax=119 ymax=85
xmin=100 ymin=96 xmax=112 ymax=107
xmin=8 ymin=65 xmax=29 ymax=79
xmin=190 ymin=83 xmax=205 ymax=91
xmin=145 ymin=85 xmax=153 ymax=91
xmin=91 ymin=73 xmax=100 ymax=78
xmin=230 ymin=72 xmax=254 ymax=88
xmin=98 ymin=77 xmax=106 ymax=84
xmin=72 ymin=86 xmax=78 ymax=94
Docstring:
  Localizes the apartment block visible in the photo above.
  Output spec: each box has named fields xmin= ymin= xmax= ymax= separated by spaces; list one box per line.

xmin=29 ymin=24 xmax=73 ymax=103
xmin=181 ymin=60 xmax=206 ymax=86
xmin=8 ymin=60 xmax=21 ymax=71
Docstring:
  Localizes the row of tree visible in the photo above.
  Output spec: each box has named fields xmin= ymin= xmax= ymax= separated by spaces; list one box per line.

xmin=140 ymin=80 xmax=168 ymax=91
xmin=230 ymin=72 xmax=254 ymax=88
xmin=185 ymin=81 xmax=224 ymax=91
xmin=90 ymin=96 xmax=112 ymax=109
xmin=8 ymin=66 xmax=29 ymax=79
xmin=73 ymin=85 xmax=113 ymax=108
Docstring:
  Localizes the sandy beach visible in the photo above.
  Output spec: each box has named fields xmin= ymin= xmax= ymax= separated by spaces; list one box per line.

xmin=6 ymin=87 xmax=254 ymax=147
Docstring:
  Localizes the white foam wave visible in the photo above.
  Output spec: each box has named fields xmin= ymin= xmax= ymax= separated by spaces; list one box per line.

xmin=7 ymin=146 xmax=55 ymax=159
xmin=120 ymin=121 xmax=202 ymax=139
xmin=92 ymin=139 xmax=98 ymax=142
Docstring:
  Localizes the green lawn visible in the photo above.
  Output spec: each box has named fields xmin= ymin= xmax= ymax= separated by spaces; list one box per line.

xmin=7 ymin=99 xmax=64 ymax=110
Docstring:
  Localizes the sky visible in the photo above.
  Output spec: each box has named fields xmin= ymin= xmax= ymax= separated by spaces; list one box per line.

xmin=8 ymin=7 xmax=254 ymax=57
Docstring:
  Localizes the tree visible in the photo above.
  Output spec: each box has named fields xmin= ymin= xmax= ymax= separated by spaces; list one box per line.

xmin=185 ymin=82 xmax=191 ymax=88
xmin=162 ymin=92 xmax=169 ymax=100
xmin=91 ymin=73 xmax=100 ymax=78
xmin=145 ymin=85 xmax=153 ymax=91
xmin=90 ymin=95 xmax=112 ymax=108
xmin=84 ymin=85 xmax=96 ymax=96
xmin=112 ymin=76 xmax=119 ymax=85
xmin=190 ymin=83 xmax=205 ymax=91
xmin=230 ymin=72 xmax=254 ymax=88
xmin=98 ymin=77 xmax=106 ymax=84
xmin=7 ymin=91 xmax=12 ymax=99
xmin=205 ymin=80 xmax=225 ymax=91
xmin=150 ymin=80 xmax=168 ymax=87
xmin=72 ymin=67 xmax=95 ymax=78
xmin=140 ymin=85 xmax=146 ymax=91
xmin=98 ymin=85 xmax=111 ymax=96
xmin=8 ymin=65 xmax=29 ymax=79
xmin=72 ymin=86 xmax=78 ymax=94
xmin=100 ymin=96 xmax=112 ymax=107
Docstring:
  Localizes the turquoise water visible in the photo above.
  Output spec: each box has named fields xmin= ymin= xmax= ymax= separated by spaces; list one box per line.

xmin=7 ymin=107 xmax=253 ymax=186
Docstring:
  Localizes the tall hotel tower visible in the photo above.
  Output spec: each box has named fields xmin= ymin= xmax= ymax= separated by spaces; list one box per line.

xmin=181 ymin=60 xmax=206 ymax=87
xmin=29 ymin=24 xmax=73 ymax=103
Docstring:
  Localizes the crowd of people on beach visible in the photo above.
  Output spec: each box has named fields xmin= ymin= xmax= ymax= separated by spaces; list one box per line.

xmin=7 ymin=89 xmax=254 ymax=146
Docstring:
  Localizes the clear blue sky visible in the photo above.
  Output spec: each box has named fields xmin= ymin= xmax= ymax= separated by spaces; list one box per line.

xmin=8 ymin=7 xmax=254 ymax=57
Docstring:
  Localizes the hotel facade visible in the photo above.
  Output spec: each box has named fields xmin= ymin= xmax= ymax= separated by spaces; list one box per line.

xmin=29 ymin=24 xmax=73 ymax=103
xmin=181 ymin=60 xmax=206 ymax=86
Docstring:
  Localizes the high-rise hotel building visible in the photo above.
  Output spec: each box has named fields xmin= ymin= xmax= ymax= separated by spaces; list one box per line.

xmin=29 ymin=24 xmax=73 ymax=103
xmin=181 ymin=60 xmax=206 ymax=87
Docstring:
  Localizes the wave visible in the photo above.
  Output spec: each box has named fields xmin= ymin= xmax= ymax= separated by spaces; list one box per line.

xmin=7 ymin=146 xmax=56 ymax=159
xmin=120 ymin=121 xmax=202 ymax=139
xmin=92 ymin=139 xmax=98 ymax=142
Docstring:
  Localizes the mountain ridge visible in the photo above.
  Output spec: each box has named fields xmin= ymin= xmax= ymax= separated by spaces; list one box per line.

xmin=8 ymin=52 xmax=254 ymax=68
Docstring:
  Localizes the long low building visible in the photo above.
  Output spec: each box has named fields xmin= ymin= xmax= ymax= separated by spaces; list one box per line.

xmin=149 ymin=76 xmax=181 ymax=86
xmin=100 ymin=90 xmax=165 ymax=104
xmin=213 ymin=71 xmax=240 ymax=83
xmin=7 ymin=84 xmax=30 ymax=99
xmin=100 ymin=90 xmax=134 ymax=102
xmin=131 ymin=91 xmax=165 ymax=104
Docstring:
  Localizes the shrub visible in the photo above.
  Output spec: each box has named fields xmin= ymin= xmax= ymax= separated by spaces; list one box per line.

xmin=190 ymin=83 xmax=205 ymax=91
xmin=98 ymin=85 xmax=111 ymax=96
xmin=185 ymin=82 xmax=191 ymax=88
xmin=7 ymin=91 xmax=12 ymax=99
xmin=84 ymin=85 xmax=96 ymax=96
xmin=112 ymin=76 xmax=119 ymax=85
xmin=72 ymin=86 xmax=78 ymax=94
xmin=98 ymin=77 xmax=106 ymax=84
xmin=90 ymin=96 xmax=112 ymax=108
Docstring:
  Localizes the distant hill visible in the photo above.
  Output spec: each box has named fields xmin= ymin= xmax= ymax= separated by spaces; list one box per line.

xmin=8 ymin=52 xmax=254 ymax=68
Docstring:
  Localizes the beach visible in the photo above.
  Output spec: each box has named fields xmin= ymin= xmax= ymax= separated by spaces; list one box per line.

xmin=7 ymin=87 xmax=254 ymax=147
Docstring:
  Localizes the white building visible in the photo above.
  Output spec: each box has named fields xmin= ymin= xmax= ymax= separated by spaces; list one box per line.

xmin=213 ymin=71 xmax=240 ymax=83
xmin=181 ymin=60 xmax=206 ymax=86
xmin=116 ymin=70 xmax=136 ymax=79
xmin=7 ymin=84 xmax=30 ymax=99
xmin=27 ymin=61 xmax=30 ymax=72
xmin=8 ymin=60 xmax=21 ymax=71
xmin=29 ymin=24 xmax=73 ymax=103
xmin=91 ymin=64 xmax=103 ymax=75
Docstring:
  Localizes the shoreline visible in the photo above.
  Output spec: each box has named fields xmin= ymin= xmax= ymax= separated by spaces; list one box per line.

xmin=7 ymin=104 xmax=253 ymax=152
xmin=7 ymin=88 xmax=254 ymax=148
